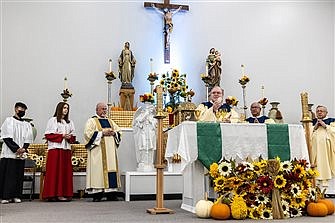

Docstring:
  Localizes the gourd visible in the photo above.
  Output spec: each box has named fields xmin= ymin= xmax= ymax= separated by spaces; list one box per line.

xmin=210 ymin=196 xmax=231 ymax=220
xmin=307 ymin=202 xmax=328 ymax=217
xmin=195 ymin=193 xmax=213 ymax=218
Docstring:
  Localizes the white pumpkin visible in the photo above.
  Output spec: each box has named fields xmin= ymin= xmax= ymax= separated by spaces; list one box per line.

xmin=195 ymin=199 xmax=214 ymax=218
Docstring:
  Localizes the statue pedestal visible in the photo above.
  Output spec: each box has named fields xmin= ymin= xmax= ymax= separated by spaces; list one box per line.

xmin=119 ymin=88 xmax=135 ymax=111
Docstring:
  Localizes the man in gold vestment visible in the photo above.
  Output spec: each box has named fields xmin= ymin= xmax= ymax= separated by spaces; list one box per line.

xmin=311 ymin=105 xmax=335 ymax=192
xmin=84 ymin=102 xmax=121 ymax=202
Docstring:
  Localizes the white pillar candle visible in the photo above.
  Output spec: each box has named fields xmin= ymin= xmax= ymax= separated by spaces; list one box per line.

xmin=109 ymin=59 xmax=112 ymax=72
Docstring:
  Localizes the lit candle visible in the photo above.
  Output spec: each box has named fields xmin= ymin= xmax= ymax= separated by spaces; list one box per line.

xmin=241 ymin=64 xmax=245 ymax=75
xmin=64 ymin=77 xmax=68 ymax=90
xmin=205 ymin=63 xmax=208 ymax=76
xmin=261 ymin=85 xmax=265 ymax=98
xmin=109 ymin=59 xmax=112 ymax=72
xmin=150 ymin=58 xmax=153 ymax=74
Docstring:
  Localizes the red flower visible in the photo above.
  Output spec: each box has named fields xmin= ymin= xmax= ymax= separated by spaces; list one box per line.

xmin=257 ymin=176 xmax=273 ymax=194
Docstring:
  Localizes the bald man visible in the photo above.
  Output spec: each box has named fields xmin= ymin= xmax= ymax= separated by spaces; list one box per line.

xmin=84 ymin=102 xmax=122 ymax=202
xmin=246 ymin=102 xmax=272 ymax=123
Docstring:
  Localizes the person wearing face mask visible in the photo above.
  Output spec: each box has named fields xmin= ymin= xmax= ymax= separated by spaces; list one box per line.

xmin=196 ymin=86 xmax=231 ymax=122
xmin=311 ymin=105 xmax=335 ymax=194
xmin=42 ymin=102 xmax=76 ymax=201
xmin=84 ymin=102 xmax=122 ymax=202
xmin=0 ymin=102 xmax=33 ymax=204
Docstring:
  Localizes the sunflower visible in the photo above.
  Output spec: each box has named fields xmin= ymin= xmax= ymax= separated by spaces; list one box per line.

xmin=218 ymin=161 xmax=232 ymax=177
xmin=249 ymin=207 xmax=261 ymax=219
xmin=161 ymin=73 xmax=166 ymax=78
xmin=281 ymin=200 xmax=290 ymax=218
xmin=255 ymin=194 xmax=270 ymax=205
xmin=292 ymin=194 xmax=306 ymax=208
xmin=38 ymin=156 xmax=44 ymax=161
xmin=290 ymin=207 xmax=302 ymax=218
xmin=252 ymin=161 xmax=263 ymax=175
xmin=160 ymin=80 xmax=165 ymax=85
xmin=290 ymin=184 xmax=302 ymax=197
xmin=214 ymin=176 xmax=225 ymax=191
xmin=71 ymin=156 xmax=77 ymax=162
xmin=171 ymin=69 xmax=179 ymax=77
xmin=293 ymin=164 xmax=306 ymax=178
xmin=229 ymin=176 xmax=243 ymax=189
xmin=274 ymin=175 xmax=286 ymax=189
xmin=280 ymin=160 xmax=292 ymax=173
xmin=260 ymin=208 xmax=273 ymax=220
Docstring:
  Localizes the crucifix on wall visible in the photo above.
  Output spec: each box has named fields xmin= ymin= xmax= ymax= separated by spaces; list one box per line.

xmin=144 ymin=0 xmax=189 ymax=64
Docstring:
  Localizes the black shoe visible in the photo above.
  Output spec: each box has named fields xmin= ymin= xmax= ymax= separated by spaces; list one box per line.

xmin=92 ymin=192 xmax=103 ymax=202
xmin=106 ymin=195 xmax=118 ymax=201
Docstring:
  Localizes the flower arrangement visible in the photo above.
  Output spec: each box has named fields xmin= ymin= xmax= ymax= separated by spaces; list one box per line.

xmin=239 ymin=75 xmax=250 ymax=86
xmin=159 ymin=69 xmax=189 ymax=109
xmin=209 ymin=157 xmax=318 ymax=219
xmin=259 ymin=97 xmax=268 ymax=106
xmin=139 ymin=93 xmax=154 ymax=103
xmin=28 ymin=153 xmax=44 ymax=171
xmin=225 ymin=96 xmax=239 ymax=106
xmin=147 ymin=72 xmax=158 ymax=82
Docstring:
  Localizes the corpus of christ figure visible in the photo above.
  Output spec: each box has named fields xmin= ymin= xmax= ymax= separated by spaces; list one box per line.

xmin=144 ymin=0 xmax=189 ymax=64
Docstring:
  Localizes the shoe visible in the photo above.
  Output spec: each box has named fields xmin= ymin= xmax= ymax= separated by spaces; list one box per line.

xmin=1 ymin=200 xmax=9 ymax=204
xmin=57 ymin=197 xmax=68 ymax=202
xmin=13 ymin=198 xmax=21 ymax=203
xmin=92 ymin=197 xmax=102 ymax=202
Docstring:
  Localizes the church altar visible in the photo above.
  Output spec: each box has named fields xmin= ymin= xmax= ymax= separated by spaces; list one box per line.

xmin=165 ymin=121 xmax=311 ymax=213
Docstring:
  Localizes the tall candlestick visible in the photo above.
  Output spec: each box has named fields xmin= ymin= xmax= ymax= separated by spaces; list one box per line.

xmin=261 ymin=85 xmax=265 ymax=98
xmin=109 ymin=59 xmax=112 ymax=72
xmin=64 ymin=77 xmax=68 ymax=90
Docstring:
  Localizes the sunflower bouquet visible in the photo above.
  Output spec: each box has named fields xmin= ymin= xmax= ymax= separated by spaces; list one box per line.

xmin=209 ymin=157 xmax=318 ymax=220
xmin=159 ymin=69 xmax=188 ymax=110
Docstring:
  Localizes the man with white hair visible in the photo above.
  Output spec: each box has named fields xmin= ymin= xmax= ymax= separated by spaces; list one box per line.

xmin=311 ymin=105 xmax=335 ymax=194
xmin=84 ymin=102 xmax=122 ymax=202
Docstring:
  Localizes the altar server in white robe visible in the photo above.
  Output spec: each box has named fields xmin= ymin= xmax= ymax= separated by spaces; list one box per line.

xmin=0 ymin=102 xmax=33 ymax=204
xmin=84 ymin=102 xmax=121 ymax=202
xmin=311 ymin=105 xmax=335 ymax=192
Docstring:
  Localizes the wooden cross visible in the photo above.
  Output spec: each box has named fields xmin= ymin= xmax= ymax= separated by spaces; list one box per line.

xmin=144 ymin=0 xmax=189 ymax=64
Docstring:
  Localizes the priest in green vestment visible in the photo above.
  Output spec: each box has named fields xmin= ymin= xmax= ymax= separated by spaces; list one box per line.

xmin=84 ymin=102 xmax=121 ymax=202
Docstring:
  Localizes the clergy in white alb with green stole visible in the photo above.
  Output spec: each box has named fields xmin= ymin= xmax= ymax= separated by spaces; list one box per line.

xmin=84 ymin=103 xmax=121 ymax=200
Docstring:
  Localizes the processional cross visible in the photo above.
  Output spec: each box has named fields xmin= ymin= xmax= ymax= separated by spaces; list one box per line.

xmin=144 ymin=0 xmax=189 ymax=64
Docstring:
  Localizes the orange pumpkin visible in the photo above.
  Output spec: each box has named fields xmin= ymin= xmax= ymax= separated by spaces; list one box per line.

xmin=307 ymin=202 xmax=328 ymax=217
xmin=318 ymin=199 xmax=335 ymax=215
xmin=210 ymin=203 xmax=230 ymax=220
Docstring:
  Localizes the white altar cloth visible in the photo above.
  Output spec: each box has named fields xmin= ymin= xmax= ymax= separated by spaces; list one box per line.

xmin=165 ymin=121 xmax=310 ymax=213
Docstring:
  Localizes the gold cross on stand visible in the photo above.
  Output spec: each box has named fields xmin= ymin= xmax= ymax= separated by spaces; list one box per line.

xmin=144 ymin=0 xmax=189 ymax=64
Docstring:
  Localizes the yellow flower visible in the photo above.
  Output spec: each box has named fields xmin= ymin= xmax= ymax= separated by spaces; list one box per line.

xmin=274 ymin=175 xmax=286 ymax=189
xmin=166 ymin=106 xmax=173 ymax=113
xmin=293 ymin=164 xmax=306 ymax=178
xmin=214 ymin=175 xmax=225 ymax=190
xmin=209 ymin=163 xmax=219 ymax=178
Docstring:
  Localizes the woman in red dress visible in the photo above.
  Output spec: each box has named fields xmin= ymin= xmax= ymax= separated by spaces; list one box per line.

xmin=42 ymin=102 xmax=76 ymax=201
